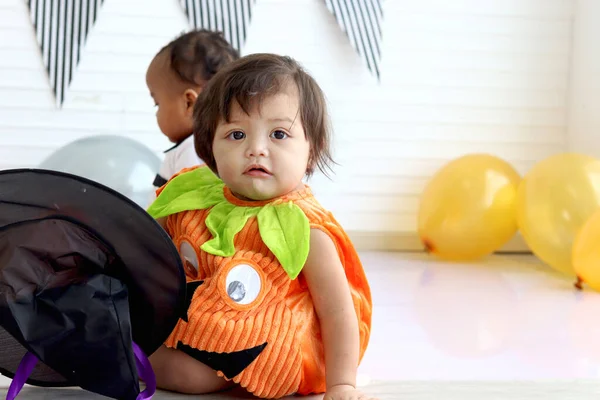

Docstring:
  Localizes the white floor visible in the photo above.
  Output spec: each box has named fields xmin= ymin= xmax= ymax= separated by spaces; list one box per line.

xmin=4 ymin=252 xmax=600 ymax=398
xmin=357 ymin=252 xmax=600 ymax=382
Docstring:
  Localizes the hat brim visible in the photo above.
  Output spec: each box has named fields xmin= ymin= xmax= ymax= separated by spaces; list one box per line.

xmin=0 ymin=332 xmax=69 ymax=387
xmin=0 ymin=168 xmax=186 ymax=384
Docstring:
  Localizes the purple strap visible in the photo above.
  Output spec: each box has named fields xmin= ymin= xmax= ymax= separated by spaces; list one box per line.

xmin=6 ymin=342 xmax=156 ymax=400
xmin=5 ymin=352 xmax=37 ymax=400
xmin=132 ymin=342 xmax=156 ymax=400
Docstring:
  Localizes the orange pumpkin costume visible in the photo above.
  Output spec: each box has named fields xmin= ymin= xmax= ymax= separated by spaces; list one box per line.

xmin=147 ymin=166 xmax=372 ymax=399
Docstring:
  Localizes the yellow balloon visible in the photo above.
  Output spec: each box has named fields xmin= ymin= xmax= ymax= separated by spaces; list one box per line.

xmin=418 ymin=153 xmax=521 ymax=261
xmin=572 ymin=207 xmax=600 ymax=291
xmin=517 ymin=153 xmax=600 ymax=276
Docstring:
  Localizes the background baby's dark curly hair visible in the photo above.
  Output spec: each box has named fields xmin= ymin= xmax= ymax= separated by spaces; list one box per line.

xmin=158 ymin=29 xmax=239 ymax=87
xmin=194 ymin=53 xmax=335 ymax=178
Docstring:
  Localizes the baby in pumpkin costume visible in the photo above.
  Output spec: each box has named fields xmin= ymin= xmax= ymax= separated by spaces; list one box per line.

xmin=147 ymin=53 xmax=374 ymax=400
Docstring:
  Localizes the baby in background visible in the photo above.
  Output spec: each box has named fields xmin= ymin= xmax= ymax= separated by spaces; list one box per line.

xmin=145 ymin=29 xmax=239 ymax=192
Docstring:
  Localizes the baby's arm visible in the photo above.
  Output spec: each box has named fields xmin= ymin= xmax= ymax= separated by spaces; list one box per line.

xmin=303 ymin=229 xmax=376 ymax=400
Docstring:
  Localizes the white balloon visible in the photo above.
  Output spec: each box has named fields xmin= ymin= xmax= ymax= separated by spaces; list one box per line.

xmin=39 ymin=135 xmax=161 ymax=208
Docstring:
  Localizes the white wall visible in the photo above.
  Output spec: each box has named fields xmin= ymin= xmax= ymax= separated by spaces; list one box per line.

xmin=0 ymin=0 xmax=574 ymax=247
xmin=567 ymin=0 xmax=600 ymax=156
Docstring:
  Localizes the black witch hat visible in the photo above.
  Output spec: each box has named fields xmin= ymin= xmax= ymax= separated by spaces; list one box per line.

xmin=0 ymin=169 xmax=186 ymax=399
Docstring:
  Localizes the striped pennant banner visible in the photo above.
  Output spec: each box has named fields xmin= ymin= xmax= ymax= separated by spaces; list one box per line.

xmin=325 ymin=0 xmax=383 ymax=80
xmin=26 ymin=0 xmax=104 ymax=107
xmin=179 ymin=0 xmax=256 ymax=54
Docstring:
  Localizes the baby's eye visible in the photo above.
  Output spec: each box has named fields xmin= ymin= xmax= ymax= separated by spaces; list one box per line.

xmin=228 ymin=131 xmax=245 ymax=140
xmin=270 ymin=130 xmax=288 ymax=140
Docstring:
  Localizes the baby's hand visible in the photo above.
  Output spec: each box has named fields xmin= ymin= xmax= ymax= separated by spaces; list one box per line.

xmin=323 ymin=384 xmax=378 ymax=400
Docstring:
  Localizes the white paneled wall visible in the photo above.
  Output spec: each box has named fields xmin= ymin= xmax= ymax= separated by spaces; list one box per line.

xmin=0 ymin=0 xmax=575 ymax=248
xmin=567 ymin=0 xmax=600 ymax=156
xmin=0 ymin=0 xmax=185 ymax=166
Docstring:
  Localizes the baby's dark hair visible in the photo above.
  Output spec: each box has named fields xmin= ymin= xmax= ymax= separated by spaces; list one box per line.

xmin=194 ymin=53 xmax=334 ymax=178
xmin=158 ymin=29 xmax=239 ymax=87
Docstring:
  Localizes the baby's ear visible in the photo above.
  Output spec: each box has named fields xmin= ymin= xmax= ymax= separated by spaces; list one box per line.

xmin=184 ymin=89 xmax=199 ymax=111
xmin=305 ymin=154 xmax=315 ymax=176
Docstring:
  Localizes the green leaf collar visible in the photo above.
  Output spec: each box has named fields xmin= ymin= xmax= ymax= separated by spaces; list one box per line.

xmin=147 ymin=167 xmax=310 ymax=279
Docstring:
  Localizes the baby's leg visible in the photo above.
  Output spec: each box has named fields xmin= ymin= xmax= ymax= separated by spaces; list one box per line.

xmin=149 ymin=345 xmax=235 ymax=394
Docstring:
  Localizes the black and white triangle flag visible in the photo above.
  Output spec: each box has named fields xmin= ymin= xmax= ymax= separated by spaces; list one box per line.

xmin=325 ymin=0 xmax=383 ymax=80
xmin=179 ymin=0 xmax=256 ymax=54
xmin=26 ymin=0 xmax=104 ymax=107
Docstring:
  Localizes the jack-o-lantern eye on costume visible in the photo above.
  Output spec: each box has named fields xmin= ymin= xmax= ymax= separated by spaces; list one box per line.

xmin=179 ymin=240 xmax=199 ymax=278
xmin=220 ymin=262 xmax=264 ymax=307
xmin=148 ymin=166 xmax=372 ymax=399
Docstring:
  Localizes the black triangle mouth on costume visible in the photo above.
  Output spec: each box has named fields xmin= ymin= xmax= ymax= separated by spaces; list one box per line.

xmin=177 ymin=342 xmax=267 ymax=379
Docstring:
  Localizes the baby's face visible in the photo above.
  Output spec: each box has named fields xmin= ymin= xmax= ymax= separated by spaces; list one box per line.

xmin=146 ymin=55 xmax=193 ymax=143
xmin=212 ymin=84 xmax=310 ymax=201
